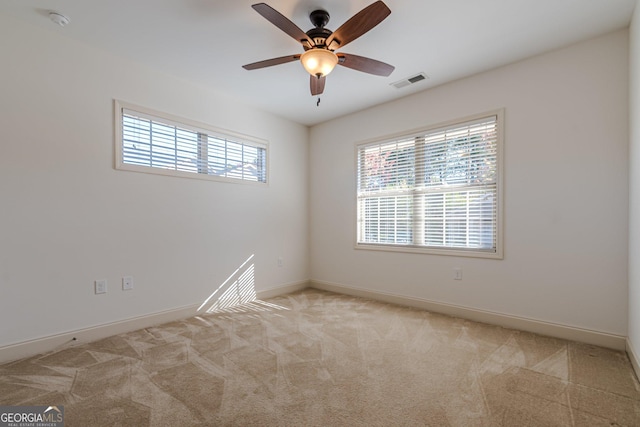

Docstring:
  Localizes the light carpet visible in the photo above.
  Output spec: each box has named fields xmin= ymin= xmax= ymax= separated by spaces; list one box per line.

xmin=1 ymin=289 xmax=638 ymax=426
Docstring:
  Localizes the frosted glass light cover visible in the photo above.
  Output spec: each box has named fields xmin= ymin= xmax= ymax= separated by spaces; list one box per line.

xmin=300 ymin=49 xmax=339 ymax=77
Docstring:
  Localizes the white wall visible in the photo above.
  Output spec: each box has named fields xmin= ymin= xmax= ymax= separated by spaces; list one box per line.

xmin=310 ymin=30 xmax=629 ymax=336
xmin=0 ymin=15 xmax=309 ymax=347
xmin=0 ymin=12 xmax=632 ymax=354
xmin=629 ymin=4 xmax=640 ymax=359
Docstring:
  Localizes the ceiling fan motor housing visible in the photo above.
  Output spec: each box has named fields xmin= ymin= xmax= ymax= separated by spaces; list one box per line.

xmin=306 ymin=10 xmax=333 ymax=49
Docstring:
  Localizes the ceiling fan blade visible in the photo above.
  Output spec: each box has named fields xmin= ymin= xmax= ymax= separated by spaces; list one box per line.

xmin=252 ymin=3 xmax=314 ymax=47
xmin=337 ymin=53 xmax=394 ymax=76
xmin=325 ymin=1 xmax=391 ymax=50
xmin=243 ymin=54 xmax=301 ymax=70
xmin=310 ymin=75 xmax=326 ymax=95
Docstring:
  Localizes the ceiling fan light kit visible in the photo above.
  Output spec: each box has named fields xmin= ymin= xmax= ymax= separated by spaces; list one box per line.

xmin=243 ymin=1 xmax=395 ymax=96
xmin=300 ymin=49 xmax=339 ymax=77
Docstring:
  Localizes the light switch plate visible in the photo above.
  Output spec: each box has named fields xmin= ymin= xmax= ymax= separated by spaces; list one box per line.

xmin=95 ymin=279 xmax=107 ymax=294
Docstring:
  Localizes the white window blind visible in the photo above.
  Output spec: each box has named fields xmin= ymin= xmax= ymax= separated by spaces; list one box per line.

xmin=116 ymin=102 xmax=267 ymax=184
xmin=357 ymin=111 xmax=502 ymax=257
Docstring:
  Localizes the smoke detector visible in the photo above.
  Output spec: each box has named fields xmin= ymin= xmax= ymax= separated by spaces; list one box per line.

xmin=49 ymin=12 xmax=70 ymax=27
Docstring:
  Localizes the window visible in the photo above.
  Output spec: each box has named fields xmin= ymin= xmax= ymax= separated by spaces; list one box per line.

xmin=356 ymin=110 xmax=503 ymax=258
xmin=115 ymin=101 xmax=267 ymax=184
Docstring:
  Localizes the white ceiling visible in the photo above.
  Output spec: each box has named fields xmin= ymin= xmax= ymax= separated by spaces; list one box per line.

xmin=2 ymin=0 xmax=636 ymax=126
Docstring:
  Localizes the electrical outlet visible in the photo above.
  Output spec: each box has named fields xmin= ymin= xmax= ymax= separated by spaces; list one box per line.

xmin=95 ymin=279 xmax=107 ymax=294
xmin=122 ymin=276 xmax=134 ymax=291
xmin=453 ymin=268 xmax=463 ymax=281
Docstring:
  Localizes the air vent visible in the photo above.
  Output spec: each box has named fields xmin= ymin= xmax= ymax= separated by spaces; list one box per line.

xmin=391 ymin=72 xmax=429 ymax=89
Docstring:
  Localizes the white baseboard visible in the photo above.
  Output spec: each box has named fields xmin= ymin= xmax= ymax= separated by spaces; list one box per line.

xmin=0 ymin=281 xmax=309 ymax=365
xmin=256 ymin=280 xmax=310 ymax=299
xmin=310 ymin=280 xmax=627 ymax=351
xmin=2 ymin=279 xmax=627 ymax=365
xmin=627 ymin=338 xmax=640 ymax=381
xmin=0 ymin=303 xmax=201 ymax=365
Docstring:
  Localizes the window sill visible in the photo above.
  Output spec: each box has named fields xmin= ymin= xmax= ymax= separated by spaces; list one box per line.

xmin=354 ymin=243 xmax=503 ymax=259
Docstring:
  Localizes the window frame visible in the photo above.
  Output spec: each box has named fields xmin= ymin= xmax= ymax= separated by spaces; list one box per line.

xmin=114 ymin=100 xmax=269 ymax=185
xmin=354 ymin=109 xmax=504 ymax=259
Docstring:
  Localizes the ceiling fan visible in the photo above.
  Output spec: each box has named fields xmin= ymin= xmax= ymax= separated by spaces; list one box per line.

xmin=242 ymin=1 xmax=395 ymax=96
